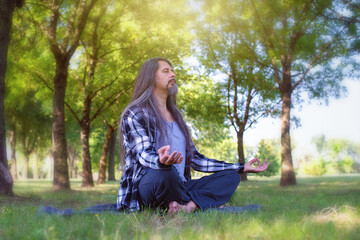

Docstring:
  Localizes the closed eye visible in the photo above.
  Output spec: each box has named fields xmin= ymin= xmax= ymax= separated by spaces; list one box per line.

xmin=162 ymin=68 xmax=174 ymax=73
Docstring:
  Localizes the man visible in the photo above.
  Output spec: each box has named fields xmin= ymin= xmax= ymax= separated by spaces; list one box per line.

xmin=117 ymin=57 xmax=269 ymax=213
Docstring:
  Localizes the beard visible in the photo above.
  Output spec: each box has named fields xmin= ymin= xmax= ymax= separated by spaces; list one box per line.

xmin=167 ymin=82 xmax=178 ymax=96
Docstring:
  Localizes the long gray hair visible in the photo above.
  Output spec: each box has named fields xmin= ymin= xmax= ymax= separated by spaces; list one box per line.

xmin=119 ymin=57 xmax=193 ymax=167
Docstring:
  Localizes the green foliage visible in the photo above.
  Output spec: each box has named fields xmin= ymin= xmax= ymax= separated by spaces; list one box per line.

xmin=178 ymin=74 xmax=238 ymax=162
xmin=195 ymin=0 xmax=359 ymax=99
xmin=194 ymin=126 xmax=238 ymax=164
xmin=333 ymin=157 xmax=354 ymax=174
xmin=88 ymin=124 xmax=119 ymax=171
xmin=301 ymin=157 xmax=328 ymax=176
xmin=254 ymin=139 xmax=280 ymax=177
xmin=8 ymin=0 xmax=195 ymax=180
xmin=194 ymin=0 xmax=281 ymax=132
xmin=311 ymin=135 xmax=359 ymax=174
xmin=312 ymin=134 xmax=327 ymax=154
xmin=178 ymin=75 xmax=227 ymax=128
xmin=196 ymin=0 xmax=359 ymax=183
xmin=5 ymin=48 xmax=52 ymax=177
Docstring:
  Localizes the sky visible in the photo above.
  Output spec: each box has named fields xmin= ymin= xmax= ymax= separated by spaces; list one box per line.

xmin=243 ymin=79 xmax=360 ymax=160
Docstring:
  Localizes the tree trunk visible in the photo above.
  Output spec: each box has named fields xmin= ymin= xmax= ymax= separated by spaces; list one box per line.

xmin=80 ymin=95 xmax=94 ymax=187
xmin=68 ymin=160 xmax=73 ymax=179
xmin=9 ymin=129 xmax=17 ymax=180
xmin=23 ymin=153 xmax=29 ymax=179
xmin=74 ymin=167 xmax=78 ymax=179
xmin=237 ymin=131 xmax=247 ymax=181
xmin=49 ymin=0 xmax=98 ymax=190
xmin=69 ymin=146 xmax=78 ymax=179
xmin=67 ymin=145 xmax=75 ymax=179
xmin=0 ymin=161 xmax=13 ymax=196
xmin=52 ymin=60 xmax=70 ymax=190
xmin=0 ymin=0 xmax=22 ymax=196
xmin=108 ymin=130 xmax=116 ymax=181
xmin=97 ymin=125 xmax=113 ymax=184
xmin=48 ymin=152 xmax=53 ymax=180
xmin=80 ymin=122 xmax=94 ymax=187
xmin=33 ymin=152 xmax=38 ymax=179
xmin=279 ymin=90 xmax=296 ymax=186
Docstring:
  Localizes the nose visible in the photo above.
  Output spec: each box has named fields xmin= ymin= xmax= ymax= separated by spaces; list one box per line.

xmin=171 ymin=70 xmax=176 ymax=78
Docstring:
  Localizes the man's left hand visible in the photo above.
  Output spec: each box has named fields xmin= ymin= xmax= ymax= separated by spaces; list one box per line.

xmin=244 ymin=158 xmax=270 ymax=173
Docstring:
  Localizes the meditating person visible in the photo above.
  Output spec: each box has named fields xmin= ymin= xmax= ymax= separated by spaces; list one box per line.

xmin=117 ymin=57 xmax=270 ymax=213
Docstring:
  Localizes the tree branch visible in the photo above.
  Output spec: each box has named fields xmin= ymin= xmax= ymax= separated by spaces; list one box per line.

xmin=24 ymin=67 xmax=82 ymax=123
xmin=226 ymin=75 xmax=238 ymax=132
xmin=67 ymin=0 xmax=98 ymax=58
xmin=242 ymin=87 xmax=254 ymax=128
xmin=44 ymin=0 xmax=63 ymax=57
xmin=230 ymin=63 xmax=242 ymax=129
xmin=292 ymin=24 xmax=349 ymax=91
xmin=63 ymin=0 xmax=80 ymax=47
xmin=90 ymin=86 xmax=131 ymax=122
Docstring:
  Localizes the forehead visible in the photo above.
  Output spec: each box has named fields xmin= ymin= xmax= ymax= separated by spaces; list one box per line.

xmin=157 ymin=60 xmax=172 ymax=70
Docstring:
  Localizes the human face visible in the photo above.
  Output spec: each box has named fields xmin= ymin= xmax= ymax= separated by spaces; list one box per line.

xmin=154 ymin=60 xmax=177 ymax=95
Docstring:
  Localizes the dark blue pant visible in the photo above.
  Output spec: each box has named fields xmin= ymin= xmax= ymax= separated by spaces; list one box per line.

xmin=138 ymin=167 xmax=240 ymax=210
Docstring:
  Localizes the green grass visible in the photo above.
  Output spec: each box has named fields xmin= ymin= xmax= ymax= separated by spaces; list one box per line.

xmin=1 ymin=175 xmax=359 ymax=239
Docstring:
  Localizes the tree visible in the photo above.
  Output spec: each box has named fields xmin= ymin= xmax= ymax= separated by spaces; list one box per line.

xmin=0 ymin=0 xmax=25 ymax=196
xmin=18 ymin=0 xmax=193 ymax=187
xmin=107 ymin=128 xmax=117 ymax=181
xmin=97 ymin=121 xmax=116 ymax=184
xmin=62 ymin=2 xmax=130 ymax=187
xmin=312 ymin=134 xmax=327 ymax=154
xmin=64 ymin=0 xmax=192 ymax=186
xmin=14 ymin=92 xmax=51 ymax=178
xmin=5 ymin=72 xmax=53 ymax=179
xmin=178 ymin=75 xmax=237 ymax=161
xmin=198 ymin=0 xmax=359 ymax=186
xmin=25 ymin=0 xmax=99 ymax=189
xmin=328 ymin=138 xmax=357 ymax=173
xmin=310 ymin=135 xmax=360 ymax=174
xmin=8 ymin=127 xmax=17 ymax=180
xmin=195 ymin=0 xmax=280 ymax=180
xmin=6 ymin=1 xmax=55 ymax=181
xmin=67 ymin=144 xmax=79 ymax=179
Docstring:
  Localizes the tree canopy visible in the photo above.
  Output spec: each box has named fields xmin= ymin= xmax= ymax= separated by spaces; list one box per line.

xmin=195 ymin=0 xmax=360 ymax=185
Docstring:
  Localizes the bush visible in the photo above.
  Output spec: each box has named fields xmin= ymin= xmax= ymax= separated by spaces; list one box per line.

xmin=333 ymin=157 xmax=354 ymax=174
xmin=302 ymin=157 xmax=327 ymax=176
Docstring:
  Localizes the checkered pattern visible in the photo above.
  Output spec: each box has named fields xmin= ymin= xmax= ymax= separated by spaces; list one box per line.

xmin=117 ymin=106 xmax=244 ymax=211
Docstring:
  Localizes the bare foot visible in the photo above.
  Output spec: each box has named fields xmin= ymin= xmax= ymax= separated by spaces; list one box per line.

xmin=168 ymin=200 xmax=198 ymax=214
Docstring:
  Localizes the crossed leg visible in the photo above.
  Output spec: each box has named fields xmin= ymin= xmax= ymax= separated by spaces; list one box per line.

xmin=138 ymin=167 xmax=240 ymax=214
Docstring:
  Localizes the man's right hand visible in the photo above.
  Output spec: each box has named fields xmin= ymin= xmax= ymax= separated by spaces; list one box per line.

xmin=158 ymin=145 xmax=183 ymax=166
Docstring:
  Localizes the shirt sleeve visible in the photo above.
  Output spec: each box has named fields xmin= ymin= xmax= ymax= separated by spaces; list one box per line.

xmin=122 ymin=110 xmax=170 ymax=169
xmin=191 ymin=146 xmax=244 ymax=174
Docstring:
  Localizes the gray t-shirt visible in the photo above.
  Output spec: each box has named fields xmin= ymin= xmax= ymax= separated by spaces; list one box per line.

xmin=155 ymin=121 xmax=187 ymax=182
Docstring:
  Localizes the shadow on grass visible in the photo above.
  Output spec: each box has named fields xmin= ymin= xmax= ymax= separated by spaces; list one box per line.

xmin=0 ymin=180 xmax=119 ymax=209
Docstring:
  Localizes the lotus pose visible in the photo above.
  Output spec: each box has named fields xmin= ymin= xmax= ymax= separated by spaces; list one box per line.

xmin=117 ymin=57 xmax=270 ymax=213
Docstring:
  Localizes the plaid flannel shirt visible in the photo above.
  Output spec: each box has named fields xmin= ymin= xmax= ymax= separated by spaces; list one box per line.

xmin=117 ymin=106 xmax=244 ymax=211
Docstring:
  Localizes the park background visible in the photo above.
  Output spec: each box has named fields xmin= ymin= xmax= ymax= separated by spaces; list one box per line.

xmin=0 ymin=0 xmax=359 ymax=239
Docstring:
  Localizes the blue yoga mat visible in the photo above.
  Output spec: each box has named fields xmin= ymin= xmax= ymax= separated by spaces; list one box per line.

xmin=38 ymin=204 xmax=261 ymax=216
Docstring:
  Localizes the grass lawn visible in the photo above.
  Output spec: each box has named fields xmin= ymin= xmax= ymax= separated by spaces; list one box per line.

xmin=0 ymin=175 xmax=359 ymax=239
